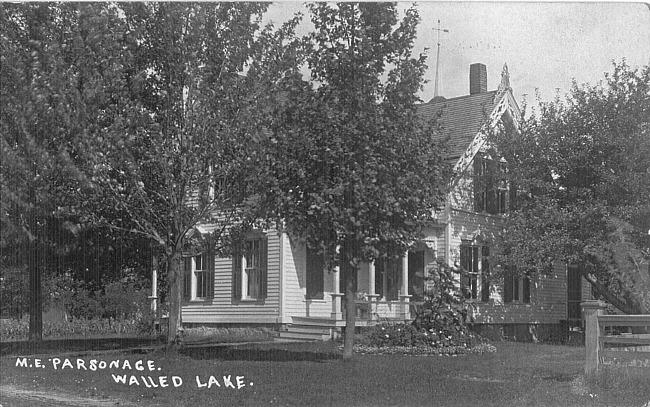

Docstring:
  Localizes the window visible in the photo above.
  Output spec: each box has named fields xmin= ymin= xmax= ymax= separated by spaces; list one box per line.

xmin=460 ymin=242 xmax=490 ymax=302
xmin=503 ymin=267 xmax=531 ymax=304
xmin=474 ymin=155 xmax=513 ymax=214
xmin=182 ymin=253 xmax=214 ymax=301
xmin=306 ymin=247 xmax=324 ymax=300
xmin=232 ymin=237 xmax=268 ymax=300
xmin=375 ymin=258 xmax=401 ymax=301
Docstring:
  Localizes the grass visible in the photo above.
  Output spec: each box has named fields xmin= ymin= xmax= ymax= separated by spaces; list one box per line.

xmin=1 ymin=340 xmax=649 ymax=406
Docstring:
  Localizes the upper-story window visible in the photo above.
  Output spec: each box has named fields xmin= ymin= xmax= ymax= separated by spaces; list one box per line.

xmin=474 ymin=154 xmax=514 ymax=214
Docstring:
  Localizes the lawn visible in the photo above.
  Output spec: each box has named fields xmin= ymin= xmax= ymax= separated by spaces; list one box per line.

xmin=1 ymin=340 xmax=649 ymax=406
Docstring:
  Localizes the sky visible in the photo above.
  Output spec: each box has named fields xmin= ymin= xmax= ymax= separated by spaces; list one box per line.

xmin=262 ymin=2 xmax=650 ymax=106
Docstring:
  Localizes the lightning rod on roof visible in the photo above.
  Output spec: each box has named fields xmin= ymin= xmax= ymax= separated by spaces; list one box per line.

xmin=433 ymin=20 xmax=449 ymax=98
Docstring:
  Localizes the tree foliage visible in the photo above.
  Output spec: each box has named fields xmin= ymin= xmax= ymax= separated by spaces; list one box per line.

xmin=261 ymin=3 xmax=450 ymax=358
xmin=489 ymin=61 xmax=650 ymax=314
xmin=1 ymin=3 xmax=303 ymax=344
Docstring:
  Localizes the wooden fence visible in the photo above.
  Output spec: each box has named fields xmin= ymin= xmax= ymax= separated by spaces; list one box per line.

xmin=582 ymin=300 xmax=650 ymax=374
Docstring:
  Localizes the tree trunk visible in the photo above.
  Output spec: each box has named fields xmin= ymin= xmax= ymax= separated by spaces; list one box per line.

xmin=28 ymin=235 xmax=43 ymax=342
xmin=167 ymin=249 xmax=183 ymax=346
xmin=28 ymin=178 xmax=42 ymax=343
xmin=341 ymin=239 xmax=357 ymax=360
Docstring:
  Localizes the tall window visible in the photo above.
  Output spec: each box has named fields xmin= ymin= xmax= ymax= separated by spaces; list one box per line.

xmin=503 ymin=267 xmax=531 ymax=303
xmin=182 ymin=252 xmax=214 ymax=301
xmin=460 ymin=242 xmax=490 ymax=302
xmin=375 ymin=258 xmax=401 ymax=301
xmin=232 ymin=237 xmax=268 ymax=300
xmin=474 ymin=154 xmax=512 ymax=214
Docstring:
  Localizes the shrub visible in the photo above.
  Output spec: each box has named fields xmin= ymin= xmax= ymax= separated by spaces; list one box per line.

xmin=412 ymin=259 xmax=473 ymax=339
xmin=0 ymin=317 xmax=144 ymax=340
xmin=0 ymin=266 xmax=30 ymax=319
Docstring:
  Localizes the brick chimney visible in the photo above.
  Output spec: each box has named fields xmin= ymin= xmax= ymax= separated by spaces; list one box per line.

xmin=469 ymin=63 xmax=487 ymax=94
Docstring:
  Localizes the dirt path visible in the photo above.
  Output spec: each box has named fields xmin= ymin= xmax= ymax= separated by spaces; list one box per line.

xmin=0 ymin=385 xmax=137 ymax=407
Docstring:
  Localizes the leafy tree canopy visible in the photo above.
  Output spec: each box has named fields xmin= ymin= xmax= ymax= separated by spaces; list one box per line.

xmin=489 ymin=61 xmax=650 ymax=314
xmin=260 ymin=2 xmax=450 ymax=358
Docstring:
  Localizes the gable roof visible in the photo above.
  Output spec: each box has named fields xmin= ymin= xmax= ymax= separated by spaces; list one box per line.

xmin=417 ymin=91 xmax=498 ymax=160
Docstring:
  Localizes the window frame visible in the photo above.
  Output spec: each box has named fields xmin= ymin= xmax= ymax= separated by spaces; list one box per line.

xmin=474 ymin=154 xmax=512 ymax=215
xmin=503 ymin=268 xmax=531 ymax=304
xmin=232 ymin=236 xmax=268 ymax=301
xmin=374 ymin=257 xmax=401 ymax=301
xmin=182 ymin=252 xmax=214 ymax=301
xmin=460 ymin=242 xmax=490 ymax=302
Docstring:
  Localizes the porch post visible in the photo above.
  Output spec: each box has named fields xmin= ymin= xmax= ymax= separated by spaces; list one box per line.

xmin=399 ymin=252 xmax=412 ymax=320
xmin=330 ymin=265 xmax=343 ymax=320
xmin=367 ymin=261 xmax=380 ymax=321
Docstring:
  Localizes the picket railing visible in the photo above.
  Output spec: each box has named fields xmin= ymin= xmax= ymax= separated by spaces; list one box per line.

xmin=582 ymin=301 xmax=650 ymax=374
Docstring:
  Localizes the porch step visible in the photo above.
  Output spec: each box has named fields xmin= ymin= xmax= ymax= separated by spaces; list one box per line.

xmin=278 ymin=330 xmax=331 ymax=341
xmin=290 ymin=317 xmax=341 ymax=327
xmin=278 ymin=318 xmax=344 ymax=341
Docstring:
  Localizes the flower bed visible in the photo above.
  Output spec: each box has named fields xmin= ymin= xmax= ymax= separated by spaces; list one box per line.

xmin=351 ymin=342 xmax=497 ymax=356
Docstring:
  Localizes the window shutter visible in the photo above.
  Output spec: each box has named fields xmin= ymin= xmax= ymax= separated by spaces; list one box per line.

xmin=523 ymin=276 xmax=531 ymax=303
xmin=232 ymin=251 xmax=242 ymax=300
xmin=183 ymin=257 xmax=192 ymax=301
xmin=375 ymin=260 xmax=384 ymax=299
xmin=481 ymin=247 xmax=490 ymax=302
xmin=503 ymin=268 xmax=514 ymax=303
xmin=509 ymin=182 xmax=517 ymax=211
xmin=306 ymin=248 xmax=325 ymax=300
xmin=207 ymin=252 xmax=214 ymax=298
xmin=259 ymin=237 xmax=268 ymax=298
xmin=474 ymin=156 xmax=484 ymax=212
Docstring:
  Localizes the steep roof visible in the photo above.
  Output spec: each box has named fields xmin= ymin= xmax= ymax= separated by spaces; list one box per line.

xmin=417 ymin=91 xmax=499 ymax=160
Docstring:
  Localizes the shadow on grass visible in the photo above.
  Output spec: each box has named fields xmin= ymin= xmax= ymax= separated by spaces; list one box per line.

xmin=0 ymin=336 xmax=165 ymax=357
xmin=181 ymin=342 xmax=342 ymax=363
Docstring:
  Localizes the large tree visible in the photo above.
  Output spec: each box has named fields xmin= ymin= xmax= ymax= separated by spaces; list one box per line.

xmin=1 ymin=3 xmax=302 ymax=344
xmin=0 ymin=3 xmax=138 ymax=340
xmin=78 ymin=3 xmax=303 ymax=345
xmin=489 ymin=61 xmax=650 ymax=314
xmin=261 ymin=3 xmax=449 ymax=359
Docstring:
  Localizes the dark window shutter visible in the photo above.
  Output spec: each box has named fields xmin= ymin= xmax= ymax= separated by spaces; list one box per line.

xmin=232 ymin=251 xmax=242 ymax=300
xmin=386 ymin=259 xmax=400 ymax=301
xmin=481 ymin=247 xmax=490 ymax=302
xmin=306 ymin=248 xmax=325 ymax=299
xmin=486 ymin=188 xmax=497 ymax=214
xmin=509 ymin=182 xmax=517 ymax=211
xmin=259 ymin=237 xmax=268 ymax=298
xmin=460 ymin=244 xmax=470 ymax=297
xmin=523 ymin=276 xmax=531 ymax=303
xmin=375 ymin=260 xmax=384 ymax=299
xmin=474 ymin=156 xmax=484 ymax=212
xmin=207 ymin=252 xmax=214 ymax=298
xmin=183 ymin=257 xmax=191 ymax=301
xmin=504 ymin=268 xmax=514 ymax=303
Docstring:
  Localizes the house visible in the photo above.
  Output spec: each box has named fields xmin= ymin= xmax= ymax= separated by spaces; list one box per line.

xmin=180 ymin=63 xmax=591 ymax=342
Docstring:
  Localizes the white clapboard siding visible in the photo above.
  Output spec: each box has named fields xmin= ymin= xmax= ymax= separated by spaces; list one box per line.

xmin=182 ymin=230 xmax=281 ymax=324
xmin=449 ymin=209 xmax=569 ymax=325
xmin=282 ymin=236 xmax=334 ymax=319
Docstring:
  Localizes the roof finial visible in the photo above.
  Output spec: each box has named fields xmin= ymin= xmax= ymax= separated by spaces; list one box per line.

xmin=499 ymin=63 xmax=510 ymax=91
